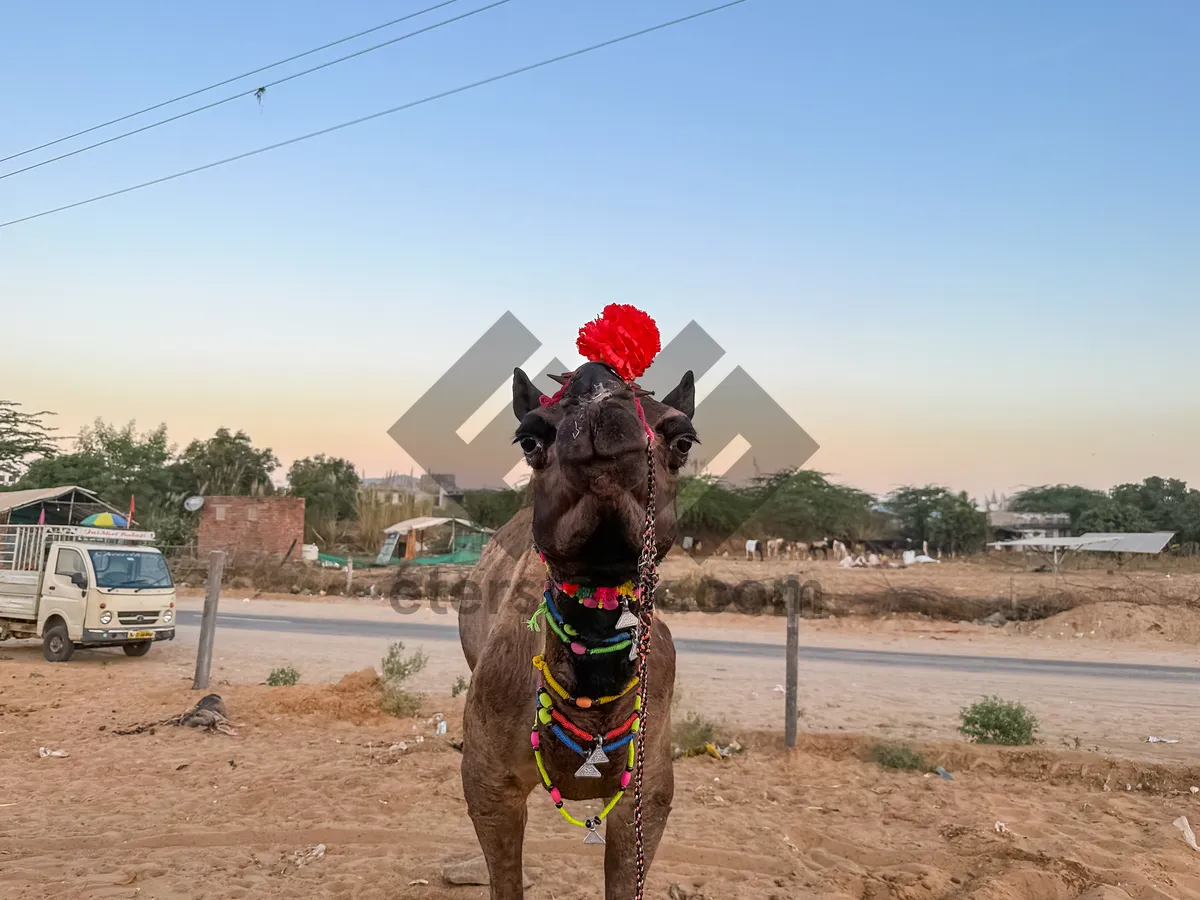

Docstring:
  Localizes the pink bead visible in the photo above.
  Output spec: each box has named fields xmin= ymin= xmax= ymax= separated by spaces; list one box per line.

xmin=620 ymin=772 xmax=631 ymax=788
xmin=582 ymin=595 xmax=598 ymax=608
xmin=602 ymin=597 xmax=619 ymax=611
xmin=530 ymin=732 xmax=539 ymax=749
xmin=550 ymin=788 xmax=562 ymax=804
xmin=570 ymin=642 xmax=587 ymax=655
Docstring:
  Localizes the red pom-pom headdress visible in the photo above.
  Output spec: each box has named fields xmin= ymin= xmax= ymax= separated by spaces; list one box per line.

xmin=576 ymin=304 xmax=661 ymax=383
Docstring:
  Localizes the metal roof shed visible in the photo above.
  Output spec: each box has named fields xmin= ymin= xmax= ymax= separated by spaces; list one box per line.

xmin=0 ymin=485 xmax=128 ymax=526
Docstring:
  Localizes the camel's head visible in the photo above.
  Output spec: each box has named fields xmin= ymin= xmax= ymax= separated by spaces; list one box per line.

xmin=511 ymin=361 xmax=697 ymax=584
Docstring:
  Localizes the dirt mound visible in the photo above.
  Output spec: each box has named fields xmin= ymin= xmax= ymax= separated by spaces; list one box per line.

xmin=1013 ymin=601 xmax=1200 ymax=643
xmin=249 ymin=667 xmax=386 ymax=724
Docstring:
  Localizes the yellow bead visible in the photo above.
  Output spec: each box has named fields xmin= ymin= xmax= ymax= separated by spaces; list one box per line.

xmin=539 ymin=692 xmax=552 ymax=709
xmin=634 ymin=695 xmax=642 ymax=711
xmin=538 ymin=708 xmax=552 ymax=724
xmin=631 ymin=717 xmax=640 ymax=733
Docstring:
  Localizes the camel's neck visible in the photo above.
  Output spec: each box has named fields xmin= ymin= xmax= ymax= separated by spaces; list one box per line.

xmin=540 ymin=582 xmax=638 ymax=704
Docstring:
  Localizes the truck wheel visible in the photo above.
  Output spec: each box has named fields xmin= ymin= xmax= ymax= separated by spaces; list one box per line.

xmin=43 ymin=623 xmax=75 ymax=663
xmin=123 ymin=641 xmax=152 ymax=657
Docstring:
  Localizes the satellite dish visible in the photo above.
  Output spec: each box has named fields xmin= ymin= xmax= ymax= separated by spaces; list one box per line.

xmin=183 ymin=496 xmax=205 ymax=512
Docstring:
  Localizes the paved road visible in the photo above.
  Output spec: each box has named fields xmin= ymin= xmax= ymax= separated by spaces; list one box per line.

xmin=176 ymin=609 xmax=1200 ymax=684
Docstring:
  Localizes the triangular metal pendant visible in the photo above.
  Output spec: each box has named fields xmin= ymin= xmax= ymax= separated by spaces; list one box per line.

xmin=629 ymin=642 xmax=639 ymax=662
xmin=586 ymin=744 xmax=609 ymax=766
xmin=583 ymin=825 xmax=606 ymax=845
xmin=575 ymin=762 xmax=602 ymax=778
xmin=615 ymin=608 xmax=639 ymax=631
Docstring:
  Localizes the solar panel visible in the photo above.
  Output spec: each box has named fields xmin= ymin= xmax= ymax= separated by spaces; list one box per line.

xmin=989 ymin=531 xmax=1176 ymax=553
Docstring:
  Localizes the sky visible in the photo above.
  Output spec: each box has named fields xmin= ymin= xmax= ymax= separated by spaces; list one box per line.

xmin=2 ymin=0 xmax=1197 ymax=500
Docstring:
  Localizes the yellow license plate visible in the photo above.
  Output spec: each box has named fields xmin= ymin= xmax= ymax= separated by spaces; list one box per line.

xmin=127 ymin=630 xmax=154 ymax=640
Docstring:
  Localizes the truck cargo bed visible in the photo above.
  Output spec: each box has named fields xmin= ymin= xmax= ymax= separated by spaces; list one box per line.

xmin=0 ymin=572 xmax=39 ymax=620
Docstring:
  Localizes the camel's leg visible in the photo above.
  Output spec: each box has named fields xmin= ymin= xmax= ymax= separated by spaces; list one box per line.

xmin=601 ymin=761 xmax=674 ymax=899
xmin=462 ymin=763 xmax=532 ymax=900
xmin=458 ymin=734 xmax=535 ymax=900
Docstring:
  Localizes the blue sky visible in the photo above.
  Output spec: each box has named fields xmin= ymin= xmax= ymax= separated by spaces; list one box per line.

xmin=2 ymin=0 xmax=1197 ymax=497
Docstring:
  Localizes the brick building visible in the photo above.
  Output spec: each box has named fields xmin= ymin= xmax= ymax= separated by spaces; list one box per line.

xmin=196 ymin=496 xmax=306 ymax=560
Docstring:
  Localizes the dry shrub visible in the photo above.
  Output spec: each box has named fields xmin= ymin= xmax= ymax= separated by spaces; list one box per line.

xmin=871 ymin=742 xmax=926 ymax=771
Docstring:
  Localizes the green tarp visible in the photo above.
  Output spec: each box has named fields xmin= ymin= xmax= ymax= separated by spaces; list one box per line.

xmin=408 ymin=549 xmax=481 ymax=566
xmin=317 ymin=549 xmax=479 ymax=568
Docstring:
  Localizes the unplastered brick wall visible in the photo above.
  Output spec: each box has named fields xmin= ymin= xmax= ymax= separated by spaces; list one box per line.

xmin=196 ymin=496 xmax=305 ymax=561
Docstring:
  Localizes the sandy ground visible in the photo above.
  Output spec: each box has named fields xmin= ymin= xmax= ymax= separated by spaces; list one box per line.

xmin=5 ymin=562 xmax=1200 ymax=899
xmin=4 ymin=652 xmax=1200 ymax=900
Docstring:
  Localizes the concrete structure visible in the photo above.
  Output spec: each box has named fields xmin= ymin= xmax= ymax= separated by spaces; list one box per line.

xmin=988 ymin=510 xmax=1072 ymax=543
xmin=196 ymin=496 xmax=305 ymax=561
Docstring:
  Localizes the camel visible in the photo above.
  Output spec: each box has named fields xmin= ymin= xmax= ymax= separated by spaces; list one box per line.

xmin=458 ymin=311 xmax=698 ymax=899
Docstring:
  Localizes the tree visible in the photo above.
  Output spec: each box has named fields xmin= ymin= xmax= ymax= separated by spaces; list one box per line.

xmin=288 ymin=455 xmax=361 ymax=523
xmin=1009 ymin=484 xmax=1106 ymax=529
xmin=173 ymin=427 xmax=278 ymax=496
xmin=17 ymin=419 xmax=196 ymax=546
xmin=458 ymin=487 xmax=528 ymax=530
xmin=885 ymin=485 xmax=989 ymax=553
xmin=746 ymin=469 xmax=875 ymax=540
xmin=19 ymin=420 xmax=174 ymax=507
xmin=1075 ymin=499 xmax=1154 ymax=534
xmin=0 ymin=401 xmax=58 ymax=482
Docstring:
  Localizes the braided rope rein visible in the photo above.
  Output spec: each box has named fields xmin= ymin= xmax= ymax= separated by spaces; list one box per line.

xmin=632 ymin=430 xmax=659 ymax=900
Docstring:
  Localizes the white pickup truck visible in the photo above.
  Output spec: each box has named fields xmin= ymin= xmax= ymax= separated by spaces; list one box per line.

xmin=0 ymin=525 xmax=177 ymax=662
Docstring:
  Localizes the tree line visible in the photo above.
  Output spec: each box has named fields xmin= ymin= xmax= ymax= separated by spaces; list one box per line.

xmin=2 ymin=401 xmax=1197 ymax=554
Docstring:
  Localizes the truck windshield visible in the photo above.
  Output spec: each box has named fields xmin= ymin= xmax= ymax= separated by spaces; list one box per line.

xmin=87 ymin=550 xmax=174 ymax=590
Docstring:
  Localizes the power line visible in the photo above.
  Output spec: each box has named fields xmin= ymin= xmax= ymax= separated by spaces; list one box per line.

xmin=1 ymin=0 xmax=749 ymax=231
xmin=0 ymin=0 xmax=466 ymax=166
xmin=0 ymin=0 xmax=514 ymax=182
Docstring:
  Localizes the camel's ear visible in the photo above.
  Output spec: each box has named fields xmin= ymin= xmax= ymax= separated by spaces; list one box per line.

xmin=660 ymin=370 xmax=695 ymax=419
xmin=513 ymin=368 xmax=544 ymax=420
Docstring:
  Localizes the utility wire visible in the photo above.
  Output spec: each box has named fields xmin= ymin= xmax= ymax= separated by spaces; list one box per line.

xmin=1 ymin=0 xmax=749 ymax=231
xmin=0 ymin=0 xmax=466 ymax=166
xmin=0 ymin=0 xmax=511 ymax=181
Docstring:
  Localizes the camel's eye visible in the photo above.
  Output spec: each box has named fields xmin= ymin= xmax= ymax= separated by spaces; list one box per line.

xmin=514 ymin=417 xmax=554 ymax=469
xmin=673 ymin=437 xmax=693 ymax=456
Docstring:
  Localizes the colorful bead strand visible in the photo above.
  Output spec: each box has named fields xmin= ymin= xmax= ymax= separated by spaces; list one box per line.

xmin=533 ymin=655 xmax=638 ymax=708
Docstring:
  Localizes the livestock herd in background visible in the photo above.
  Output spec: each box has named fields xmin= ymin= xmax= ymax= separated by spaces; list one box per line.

xmin=681 ymin=536 xmax=925 ymax=564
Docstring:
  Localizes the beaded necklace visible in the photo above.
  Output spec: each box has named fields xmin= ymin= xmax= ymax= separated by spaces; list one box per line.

xmin=528 ymin=589 xmax=634 ymax=656
xmin=532 ymin=655 xmax=637 ymax=709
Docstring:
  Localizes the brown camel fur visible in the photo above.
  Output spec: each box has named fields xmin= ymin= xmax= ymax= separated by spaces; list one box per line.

xmin=459 ymin=361 xmax=698 ymax=899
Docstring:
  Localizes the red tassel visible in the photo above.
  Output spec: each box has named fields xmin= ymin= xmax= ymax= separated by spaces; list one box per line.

xmin=576 ymin=304 xmax=661 ymax=383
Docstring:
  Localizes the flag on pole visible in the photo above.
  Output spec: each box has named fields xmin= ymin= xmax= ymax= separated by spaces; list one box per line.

xmin=38 ymin=505 xmax=45 ymax=525
xmin=127 ymin=495 xmax=135 ymax=529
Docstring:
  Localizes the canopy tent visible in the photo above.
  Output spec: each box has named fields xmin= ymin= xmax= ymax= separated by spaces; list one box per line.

xmin=0 ymin=485 xmax=130 ymax=526
xmin=383 ymin=516 xmax=493 ymax=535
xmin=378 ymin=515 xmax=492 ymax=565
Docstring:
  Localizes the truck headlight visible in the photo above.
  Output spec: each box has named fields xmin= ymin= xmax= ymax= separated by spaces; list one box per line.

xmin=162 ymin=609 xmax=173 ymax=623
xmin=99 ymin=611 xmax=112 ymax=625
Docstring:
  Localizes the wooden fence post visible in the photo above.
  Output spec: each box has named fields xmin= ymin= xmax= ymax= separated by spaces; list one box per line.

xmin=192 ymin=550 xmax=225 ymax=691
xmin=785 ymin=577 xmax=800 ymax=748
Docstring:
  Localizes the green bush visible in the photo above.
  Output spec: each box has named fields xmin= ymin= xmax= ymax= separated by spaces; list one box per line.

xmin=266 ymin=666 xmax=300 ymax=686
xmin=959 ymin=696 xmax=1039 ymax=746
xmin=870 ymin=742 xmax=926 ymax=771
xmin=380 ymin=642 xmax=428 ymax=718
xmin=451 ymin=675 xmax=469 ymax=698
